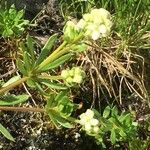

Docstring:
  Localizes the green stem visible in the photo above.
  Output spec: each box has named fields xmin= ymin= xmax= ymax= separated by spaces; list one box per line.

xmin=37 ymin=41 xmax=67 ymax=71
xmin=37 ymin=34 xmax=84 ymax=71
xmin=0 ymin=76 xmax=29 ymax=94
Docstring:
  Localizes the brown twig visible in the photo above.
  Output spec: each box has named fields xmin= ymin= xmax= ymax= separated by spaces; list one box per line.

xmin=0 ymin=106 xmax=45 ymax=113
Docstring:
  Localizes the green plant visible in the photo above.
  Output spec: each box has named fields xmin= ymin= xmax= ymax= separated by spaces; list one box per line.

xmin=129 ymin=139 xmax=150 ymax=150
xmin=0 ymin=4 xmax=29 ymax=37
xmin=0 ymin=8 xmax=112 ymax=141
xmin=79 ymin=106 xmax=138 ymax=148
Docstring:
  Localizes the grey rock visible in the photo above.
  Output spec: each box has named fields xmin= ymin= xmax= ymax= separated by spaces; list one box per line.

xmin=6 ymin=0 xmax=49 ymax=19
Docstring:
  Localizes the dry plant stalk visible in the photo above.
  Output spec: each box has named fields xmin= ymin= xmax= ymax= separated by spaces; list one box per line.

xmin=79 ymin=42 xmax=149 ymax=107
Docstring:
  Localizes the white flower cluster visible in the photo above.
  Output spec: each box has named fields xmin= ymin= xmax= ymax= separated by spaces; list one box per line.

xmin=63 ymin=8 xmax=112 ymax=41
xmin=79 ymin=109 xmax=99 ymax=134
xmin=61 ymin=67 xmax=85 ymax=85
xmin=77 ymin=8 xmax=112 ymax=40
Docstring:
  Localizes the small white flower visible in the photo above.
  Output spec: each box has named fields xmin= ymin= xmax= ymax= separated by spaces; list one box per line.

xmin=79 ymin=113 xmax=87 ymax=125
xmin=99 ymin=24 xmax=107 ymax=34
xmin=61 ymin=70 xmax=69 ymax=78
xmin=91 ymin=8 xmax=111 ymax=19
xmin=132 ymin=122 xmax=138 ymax=126
xmin=66 ymin=21 xmax=76 ymax=28
xmin=83 ymin=13 xmax=92 ymax=22
xmin=90 ymin=118 xmax=99 ymax=126
xmin=74 ymin=132 xmax=81 ymax=139
xmin=93 ymin=126 xmax=99 ymax=133
xmin=85 ymin=123 xmax=92 ymax=131
xmin=92 ymin=31 xmax=100 ymax=40
xmin=85 ymin=109 xmax=94 ymax=119
xmin=74 ymin=67 xmax=82 ymax=75
xmin=68 ymin=69 xmax=74 ymax=76
xmin=73 ymin=75 xmax=83 ymax=84
xmin=77 ymin=19 xmax=86 ymax=29
xmin=66 ymin=77 xmax=73 ymax=83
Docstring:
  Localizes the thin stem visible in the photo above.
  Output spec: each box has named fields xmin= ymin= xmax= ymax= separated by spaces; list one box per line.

xmin=0 ymin=76 xmax=29 ymax=94
xmin=0 ymin=106 xmax=45 ymax=113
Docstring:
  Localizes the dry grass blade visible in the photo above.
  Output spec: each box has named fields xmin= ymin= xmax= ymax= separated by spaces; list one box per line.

xmin=80 ymin=42 xmax=149 ymax=107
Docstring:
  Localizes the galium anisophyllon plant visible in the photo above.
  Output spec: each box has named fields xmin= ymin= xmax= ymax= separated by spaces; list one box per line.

xmin=0 ymin=7 xmax=112 ymax=95
xmin=78 ymin=106 xmax=138 ymax=147
xmin=0 ymin=8 xmax=112 ymax=141
xmin=79 ymin=109 xmax=99 ymax=134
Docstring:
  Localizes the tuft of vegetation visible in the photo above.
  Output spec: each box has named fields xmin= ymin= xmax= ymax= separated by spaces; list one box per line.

xmin=0 ymin=4 xmax=29 ymax=37
xmin=0 ymin=0 xmax=149 ymax=149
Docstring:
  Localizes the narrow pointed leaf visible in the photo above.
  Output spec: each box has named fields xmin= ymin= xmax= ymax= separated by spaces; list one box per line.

xmin=2 ymin=76 xmax=20 ymax=87
xmin=52 ymin=112 xmax=73 ymax=128
xmin=103 ymin=106 xmax=111 ymax=118
xmin=0 ymin=123 xmax=14 ymax=141
xmin=26 ymin=35 xmax=35 ymax=61
xmin=40 ymin=53 xmax=72 ymax=72
xmin=26 ymin=79 xmax=36 ymax=88
xmin=0 ymin=94 xmax=29 ymax=106
xmin=23 ymin=51 xmax=32 ymax=71
xmin=41 ymin=80 xmax=68 ymax=90
xmin=35 ymin=34 xmax=58 ymax=65
xmin=110 ymin=129 xmax=116 ymax=144
xmin=47 ymin=112 xmax=60 ymax=129
xmin=16 ymin=59 xmax=27 ymax=75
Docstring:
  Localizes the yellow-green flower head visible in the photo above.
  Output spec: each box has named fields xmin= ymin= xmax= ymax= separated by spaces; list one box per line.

xmin=77 ymin=8 xmax=112 ymax=40
xmin=91 ymin=8 xmax=111 ymax=20
xmin=61 ymin=67 xmax=85 ymax=86
xmin=63 ymin=21 xmax=79 ymax=41
xmin=79 ymin=109 xmax=100 ymax=134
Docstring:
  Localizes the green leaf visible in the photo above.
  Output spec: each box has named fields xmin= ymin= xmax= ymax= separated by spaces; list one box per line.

xmin=3 ymin=28 xmax=13 ymax=37
xmin=15 ymin=9 xmax=24 ymax=20
xmin=0 ymin=123 xmax=14 ymax=141
xmin=23 ymin=51 xmax=32 ymax=71
xmin=46 ymin=94 xmax=55 ymax=108
xmin=51 ymin=112 xmax=74 ymax=128
xmin=47 ymin=112 xmax=60 ymax=128
xmin=2 ymin=76 xmax=21 ymax=87
xmin=111 ymin=106 xmax=118 ymax=116
xmin=35 ymin=34 xmax=58 ymax=66
xmin=119 ymin=129 xmax=127 ymax=138
xmin=110 ymin=129 xmax=116 ymax=144
xmin=26 ymin=79 xmax=36 ymax=88
xmin=72 ymin=43 xmax=88 ymax=52
xmin=16 ymin=59 xmax=27 ymax=75
xmin=34 ymin=82 xmax=50 ymax=96
xmin=58 ymin=96 xmax=75 ymax=117
xmin=108 ymin=117 xmax=122 ymax=129
xmin=40 ymin=53 xmax=72 ymax=72
xmin=41 ymin=80 xmax=68 ymax=90
xmin=103 ymin=106 xmax=111 ymax=118
xmin=119 ymin=113 xmax=131 ymax=123
xmin=26 ymin=35 xmax=35 ymax=61
xmin=0 ymin=94 xmax=29 ymax=105
xmin=55 ymin=91 xmax=67 ymax=102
